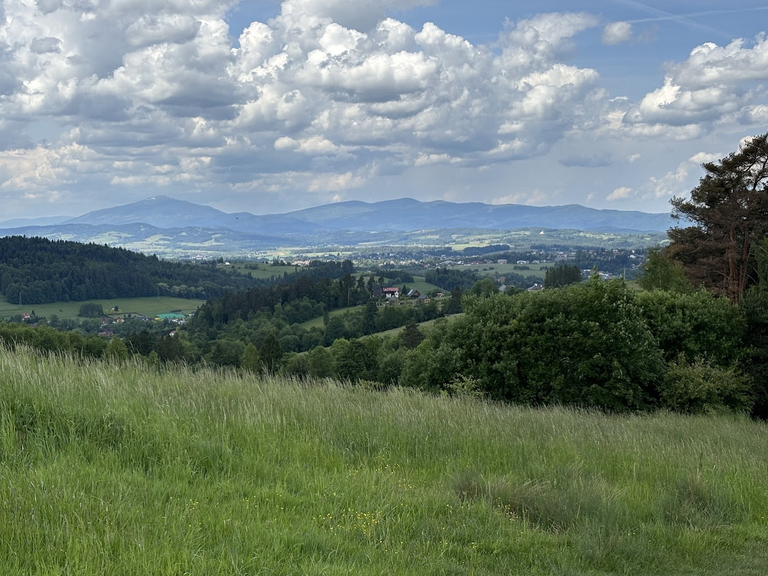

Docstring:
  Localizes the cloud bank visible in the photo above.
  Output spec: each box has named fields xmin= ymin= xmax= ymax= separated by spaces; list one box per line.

xmin=0 ymin=0 xmax=766 ymax=215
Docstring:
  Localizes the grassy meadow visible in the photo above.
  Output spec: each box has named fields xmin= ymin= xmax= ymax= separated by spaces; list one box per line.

xmin=0 ymin=295 xmax=205 ymax=321
xmin=459 ymin=262 xmax=550 ymax=280
xmin=230 ymin=263 xmax=298 ymax=280
xmin=407 ymin=276 xmax=443 ymax=293
xmin=1 ymin=346 xmax=767 ymax=574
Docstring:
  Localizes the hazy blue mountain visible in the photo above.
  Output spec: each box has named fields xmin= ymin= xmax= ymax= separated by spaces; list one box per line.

xmin=0 ymin=215 xmax=72 ymax=228
xmin=0 ymin=222 xmax=297 ymax=259
xmin=64 ymin=196 xmax=226 ymax=227
xmin=1 ymin=196 xmax=675 ymax=258
xmin=64 ymin=195 xmax=674 ymax=233
xmin=283 ymin=198 xmax=674 ymax=233
xmin=65 ymin=195 xmax=326 ymax=235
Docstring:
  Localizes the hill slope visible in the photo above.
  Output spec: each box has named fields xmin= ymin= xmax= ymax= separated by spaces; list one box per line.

xmin=1 ymin=346 xmax=766 ymax=575
xmin=0 ymin=235 xmax=255 ymax=304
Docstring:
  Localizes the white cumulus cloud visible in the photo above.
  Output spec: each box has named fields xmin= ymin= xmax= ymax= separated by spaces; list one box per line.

xmin=602 ymin=22 xmax=632 ymax=46
xmin=8 ymin=0 xmax=762 ymax=216
xmin=0 ymin=2 xmax=613 ymax=212
xmin=621 ymin=34 xmax=768 ymax=136
xmin=606 ymin=186 xmax=633 ymax=201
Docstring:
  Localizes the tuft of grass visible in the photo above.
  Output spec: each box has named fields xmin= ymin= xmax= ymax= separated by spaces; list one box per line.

xmin=663 ymin=472 xmax=743 ymax=528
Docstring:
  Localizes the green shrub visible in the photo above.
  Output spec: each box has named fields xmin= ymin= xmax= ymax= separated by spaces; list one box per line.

xmin=403 ymin=278 xmax=666 ymax=411
xmin=660 ymin=356 xmax=752 ymax=414
xmin=637 ymin=289 xmax=746 ymax=367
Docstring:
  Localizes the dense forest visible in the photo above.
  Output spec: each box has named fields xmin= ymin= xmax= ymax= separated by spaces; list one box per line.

xmin=0 ymin=236 xmax=255 ymax=304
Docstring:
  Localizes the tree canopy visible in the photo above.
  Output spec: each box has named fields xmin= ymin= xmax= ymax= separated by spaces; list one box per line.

xmin=668 ymin=132 xmax=768 ymax=302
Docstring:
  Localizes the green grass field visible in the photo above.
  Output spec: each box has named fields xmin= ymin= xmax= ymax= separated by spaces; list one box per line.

xmin=407 ymin=276 xmax=443 ymax=293
xmin=229 ymin=263 xmax=297 ymax=280
xmin=457 ymin=262 xmax=550 ymax=279
xmin=1 ymin=345 xmax=767 ymax=574
xmin=0 ymin=295 xmax=205 ymax=320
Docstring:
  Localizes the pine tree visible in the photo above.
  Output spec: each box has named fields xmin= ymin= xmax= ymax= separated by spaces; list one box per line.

xmin=260 ymin=333 xmax=283 ymax=373
xmin=443 ymin=286 xmax=463 ymax=315
xmin=363 ymin=300 xmax=378 ymax=334
xmin=401 ymin=321 xmax=425 ymax=349
xmin=669 ymin=132 xmax=768 ymax=302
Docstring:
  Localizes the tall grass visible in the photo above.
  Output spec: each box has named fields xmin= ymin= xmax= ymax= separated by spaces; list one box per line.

xmin=0 ymin=345 xmax=767 ymax=574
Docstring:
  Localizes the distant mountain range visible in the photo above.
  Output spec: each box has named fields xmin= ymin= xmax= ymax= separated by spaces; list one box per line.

xmin=0 ymin=195 xmax=674 ymax=257
xmin=283 ymin=198 xmax=674 ymax=233
xmin=0 ymin=215 xmax=72 ymax=228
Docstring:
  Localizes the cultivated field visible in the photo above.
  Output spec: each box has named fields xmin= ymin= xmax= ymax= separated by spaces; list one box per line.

xmin=1 ymin=346 xmax=767 ymax=574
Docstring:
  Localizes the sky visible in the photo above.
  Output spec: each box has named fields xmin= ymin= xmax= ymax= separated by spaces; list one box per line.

xmin=1 ymin=0 xmax=768 ymax=219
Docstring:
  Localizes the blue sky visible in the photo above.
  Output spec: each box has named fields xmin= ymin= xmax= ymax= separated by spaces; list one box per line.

xmin=1 ymin=0 xmax=768 ymax=219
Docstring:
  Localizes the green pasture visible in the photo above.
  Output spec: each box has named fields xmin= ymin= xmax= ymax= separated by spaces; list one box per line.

xmin=406 ymin=276 xmax=443 ymax=293
xmin=229 ymin=263 xmax=298 ymax=279
xmin=456 ymin=262 xmax=550 ymax=279
xmin=0 ymin=295 xmax=205 ymax=321
xmin=0 ymin=346 xmax=767 ymax=574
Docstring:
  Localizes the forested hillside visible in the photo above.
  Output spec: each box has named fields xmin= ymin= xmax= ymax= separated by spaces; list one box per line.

xmin=0 ymin=236 xmax=254 ymax=304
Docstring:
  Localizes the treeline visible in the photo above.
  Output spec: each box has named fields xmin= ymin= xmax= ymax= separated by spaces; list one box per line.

xmin=200 ymin=275 xmax=765 ymax=418
xmin=283 ymin=279 xmax=760 ymax=417
xmin=189 ymin=264 xmax=362 ymax=330
xmin=571 ymin=249 xmax=637 ymax=275
xmin=425 ymin=268 xmax=480 ymax=291
xmin=543 ymin=264 xmax=582 ymax=288
xmin=369 ymin=269 xmax=414 ymax=284
xmin=7 ymin=274 xmax=766 ymax=417
xmin=426 ymin=267 xmax=539 ymax=291
xmin=0 ymin=236 xmax=254 ymax=304
xmin=0 ymin=323 xmax=192 ymax=365
xmin=461 ymin=244 xmax=510 ymax=256
xmin=273 ymin=260 xmax=354 ymax=282
xmin=186 ymin=266 xmax=448 ymax=354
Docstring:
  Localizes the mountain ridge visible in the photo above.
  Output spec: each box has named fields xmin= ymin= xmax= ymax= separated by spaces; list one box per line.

xmin=63 ymin=195 xmax=674 ymax=234
xmin=0 ymin=196 xmax=674 ymax=257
